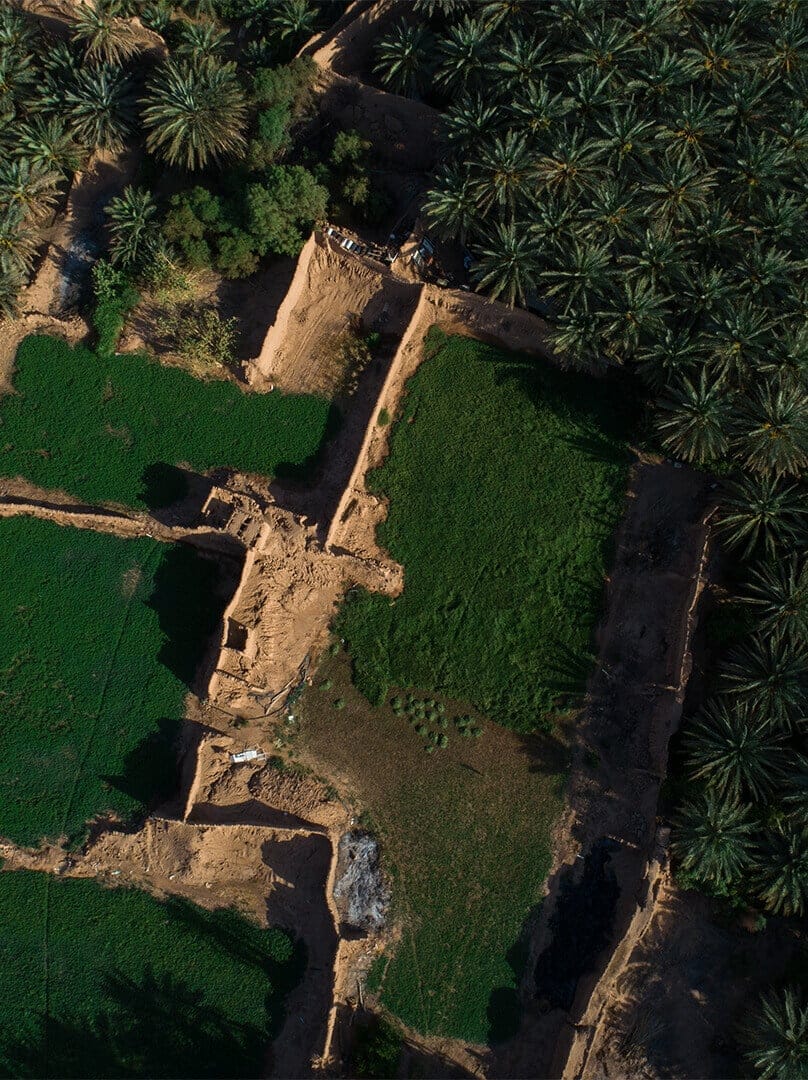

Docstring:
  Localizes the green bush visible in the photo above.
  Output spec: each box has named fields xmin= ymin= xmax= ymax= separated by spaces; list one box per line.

xmin=91 ymin=260 xmax=140 ymax=356
xmin=162 ymin=166 xmax=328 ymax=278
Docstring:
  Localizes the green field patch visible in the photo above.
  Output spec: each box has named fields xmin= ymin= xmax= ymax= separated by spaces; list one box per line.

xmin=0 ymin=336 xmax=332 ymax=508
xmin=0 ymin=870 xmax=303 ymax=1078
xmin=299 ymin=651 xmax=566 ymax=1043
xmin=338 ymin=331 xmax=634 ymax=732
xmin=0 ymin=518 xmax=228 ymax=846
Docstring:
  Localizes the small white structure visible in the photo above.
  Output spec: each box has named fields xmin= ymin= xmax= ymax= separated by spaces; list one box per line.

xmin=230 ymin=749 xmax=267 ymax=764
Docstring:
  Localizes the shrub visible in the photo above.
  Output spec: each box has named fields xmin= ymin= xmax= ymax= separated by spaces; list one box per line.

xmin=153 ymin=304 xmax=238 ymax=375
xmin=91 ymin=259 xmax=139 ymax=356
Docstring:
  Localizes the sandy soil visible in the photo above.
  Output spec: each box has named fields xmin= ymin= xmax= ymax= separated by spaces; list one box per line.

xmin=305 ymin=0 xmax=441 ymax=173
xmin=207 ymin=495 xmax=401 ymax=719
xmin=584 ymin=875 xmax=802 ymax=1080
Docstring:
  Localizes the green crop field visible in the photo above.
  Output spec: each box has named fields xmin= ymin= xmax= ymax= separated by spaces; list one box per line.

xmin=339 ymin=330 xmax=634 ymax=732
xmin=299 ymin=650 xmax=565 ymax=1043
xmin=0 ymin=518 xmax=227 ymax=846
xmin=0 ymin=870 xmax=303 ymax=1078
xmin=0 ymin=336 xmax=331 ymax=508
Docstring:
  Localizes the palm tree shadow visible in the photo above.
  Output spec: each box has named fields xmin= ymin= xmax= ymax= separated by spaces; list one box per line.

xmin=0 ymin=968 xmax=271 ymax=1079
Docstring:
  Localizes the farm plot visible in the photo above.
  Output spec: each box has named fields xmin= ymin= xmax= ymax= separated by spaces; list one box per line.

xmin=0 ymin=336 xmax=332 ymax=508
xmin=0 ymin=517 xmax=228 ymax=846
xmin=0 ymin=869 xmax=303 ymax=1078
xmin=338 ymin=330 xmax=635 ymax=733
xmin=298 ymin=648 xmax=565 ymax=1044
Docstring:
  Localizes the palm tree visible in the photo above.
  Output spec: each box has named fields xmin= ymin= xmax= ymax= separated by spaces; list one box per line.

xmin=551 ymin=309 xmax=606 ymax=369
xmin=681 ymin=265 xmax=735 ymax=319
xmin=646 ymin=159 xmax=717 ymax=225
xmin=0 ymin=5 xmax=37 ymax=52
xmin=728 ymin=132 xmax=789 ymax=200
xmin=0 ymin=160 xmax=61 ymax=222
xmin=717 ymin=474 xmax=807 ymax=559
xmin=140 ymin=58 xmax=247 ymax=171
xmin=567 ymin=14 xmax=638 ymax=73
xmin=748 ymin=193 xmax=805 ymax=246
xmin=735 ymin=382 xmax=808 ymax=479
xmin=64 ymin=64 xmax=136 ymax=152
xmin=620 ymin=226 xmax=683 ymax=289
xmin=591 ymin=107 xmax=656 ymax=171
xmin=373 ymin=21 xmax=435 ymax=98
xmin=14 ymin=117 xmax=83 ymax=176
xmin=496 ymin=29 xmax=548 ymax=96
xmin=530 ymin=194 xmax=586 ymax=252
xmin=175 ymin=21 xmax=230 ymax=60
xmin=597 ymin=278 xmax=669 ymax=361
xmin=742 ymin=986 xmax=808 ymax=1080
xmin=687 ymin=204 xmax=743 ymax=260
xmin=765 ymin=11 xmax=808 ymax=76
xmin=671 ymin=790 xmax=755 ymax=890
xmin=719 ymin=74 xmax=774 ymax=136
xmin=470 ymin=131 xmax=534 ymax=214
xmin=442 ymin=93 xmax=502 ymax=152
xmin=567 ymin=68 xmax=614 ymax=119
xmin=708 ymin=301 xmax=774 ymax=385
xmin=435 ymin=16 xmax=491 ymax=95
xmin=106 ymin=187 xmax=162 ymax=270
xmin=71 ymin=0 xmax=140 ymax=64
xmin=541 ymin=240 xmax=614 ymax=315
xmin=535 ymin=126 xmax=602 ymax=197
xmin=741 ymin=558 xmax=808 ymax=643
xmin=736 ymin=244 xmax=796 ymax=307
xmin=656 ymin=372 xmax=731 ymax=464
xmin=422 ymin=164 xmax=479 ymax=243
xmin=627 ymin=45 xmax=698 ymax=107
xmin=754 ymin=822 xmax=808 ymax=917
xmin=683 ymin=697 xmax=790 ymax=803
xmin=720 ymin=634 xmax=808 ymax=731
xmin=760 ymin=326 xmax=808 ymax=390
xmin=636 ymin=326 xmax=704 ymax=392
xmin=471 ymin=220 xmax=540 ymax=307
xmin=0 ymin=46 xmax=35 ymax=122
xmin=0 ymin=264 xmax=24 ymax=320
xmin=510 ymin=80 xmax=568 ymax=140
xmin=656 ymin=89 xmax=722 ymax=165
xmin=687 ymin=24 xmax=745 ymax=84
xmin=269 ymin=0 xmax=318 ymax=47
xmin=0 ymin=205 xmax=40 ymax=278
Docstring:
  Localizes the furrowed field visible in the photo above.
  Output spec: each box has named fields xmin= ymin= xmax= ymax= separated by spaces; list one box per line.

xmin=0 ymin=518 xmax=227 ymax=845
xmin=339 ymin=331 xmax=634 ymax=732
xmin=0 ymin=336 xmax=331 ymax=507
xmin=0 ymin=870 xmax=303 ymax=1078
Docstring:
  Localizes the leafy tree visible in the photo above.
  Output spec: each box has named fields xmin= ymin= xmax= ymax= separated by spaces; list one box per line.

xmin=141 ymin=58 xmax=247 ymax=170
xmin=671 ymin=790 xmax=755 ymax=891
xmin=754 ymin=822 xmax=808 ymax=917
xmin=742 ymin=986 xmax=808 ymax=1080
xmin=245 ymin=165 xmax=328 ymax=259
xmin=162 ymin=186 xmax=228 ymax=270
xmin=373 ymin=21 xmax=435 ymax=98
xmin=656 ymin=372 xmax=731 ymax=464
xmin=683 ymin=698 xmax=790 ymax=803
